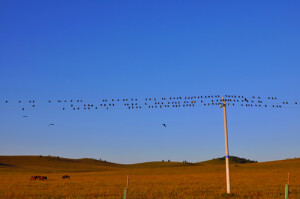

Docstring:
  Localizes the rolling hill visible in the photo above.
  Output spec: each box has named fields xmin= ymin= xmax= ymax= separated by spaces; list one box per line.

xmin=201 ymin=156 xmax=257 ymax=165
xmin=0 ymin=155 xmax=123 ymax=173
xmin=0 ymin=155 xmax=298 ymax=173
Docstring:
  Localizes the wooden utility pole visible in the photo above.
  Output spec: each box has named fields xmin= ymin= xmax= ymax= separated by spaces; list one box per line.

xmin=220 ymin=97 xmax=231 ymax=194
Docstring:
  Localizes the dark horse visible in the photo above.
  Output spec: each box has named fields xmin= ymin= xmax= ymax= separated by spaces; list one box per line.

xmin=30 ymin=176 xmax=47 ymax=180
xmin=38 ymin=176 xmax=47 ymax=180
xmin=62 ymin=175 xmax=70 ymax=179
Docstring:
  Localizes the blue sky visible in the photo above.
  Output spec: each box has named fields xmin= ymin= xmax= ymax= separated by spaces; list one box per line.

xmin=0 ymin=0 xmax=299 ymax=163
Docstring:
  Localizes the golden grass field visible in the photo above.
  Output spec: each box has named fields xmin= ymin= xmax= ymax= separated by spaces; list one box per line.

xmin=0 ymin=156 xmax=299 ymax=199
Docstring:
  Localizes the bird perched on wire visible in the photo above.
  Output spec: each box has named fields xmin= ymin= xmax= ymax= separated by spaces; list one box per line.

xmin=162 ymin=124 xmax=167 ymax=127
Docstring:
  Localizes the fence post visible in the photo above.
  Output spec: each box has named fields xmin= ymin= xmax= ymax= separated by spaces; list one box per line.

xmin=123 ymin=187 xmax=127 ymax=199
xmin=285 ymin=184 xmax=289 ymax=199
xmin=285 ymin=172 xmax=290 ymax=199
xmin=123 ymin=175 xmax=129 ymax=199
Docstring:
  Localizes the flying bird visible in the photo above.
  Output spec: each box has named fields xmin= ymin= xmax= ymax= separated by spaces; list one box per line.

xmin=48 ymin=123 xmax=54 ymax=126
xmin=162 ymin=124 xmax=166 ymax=127
xmin=22 ymin=116 xmax=28 ymax=118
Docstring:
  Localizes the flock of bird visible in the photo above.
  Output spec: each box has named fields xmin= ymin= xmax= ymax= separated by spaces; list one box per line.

xmin=1 ymin=95 xmax=299 ymax=112
xmin=1 ymin=95 xmax=298 ymax=127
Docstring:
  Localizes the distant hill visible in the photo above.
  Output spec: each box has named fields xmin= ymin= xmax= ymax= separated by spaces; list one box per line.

xmin=0 ymin=156 xmax=123 ymax=173
xmin=201 ymin=156 xmax=257 ymax=164
xmin=127 ymin=161 xmax=201 ymax=169
xmin=0 ymin=155 xmax=287 ymax=173
xmin=0 ymin=156 xmax=202 ymax=172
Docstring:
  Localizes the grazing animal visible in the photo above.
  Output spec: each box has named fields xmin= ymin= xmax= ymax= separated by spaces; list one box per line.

xmin=62 ymin=175 xmax=70 ymax=179
xmin=38 ymin=176 xmax=47 ymax=180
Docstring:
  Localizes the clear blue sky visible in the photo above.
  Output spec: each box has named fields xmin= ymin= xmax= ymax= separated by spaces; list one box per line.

xmin=0 ymin=0 xmax=299 ymax=163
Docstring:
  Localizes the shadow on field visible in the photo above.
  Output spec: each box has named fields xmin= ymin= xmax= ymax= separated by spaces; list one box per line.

xmin=0 ymin=163 xmax=14 ymax=167
xmin=221 ymin=193 xmax=236 ymax=198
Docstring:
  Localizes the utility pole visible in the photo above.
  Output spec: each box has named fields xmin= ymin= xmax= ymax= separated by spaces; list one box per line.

xmin=219 ymin=97 xmax=231 ymax=194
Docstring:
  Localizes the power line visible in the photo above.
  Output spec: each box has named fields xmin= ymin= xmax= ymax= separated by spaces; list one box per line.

xmin=0 ymin=94 xmax=298 ymax=111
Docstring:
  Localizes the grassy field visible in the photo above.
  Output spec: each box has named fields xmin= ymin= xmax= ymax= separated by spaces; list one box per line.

xmin=0 ymin=156 xmax=299 ymax=199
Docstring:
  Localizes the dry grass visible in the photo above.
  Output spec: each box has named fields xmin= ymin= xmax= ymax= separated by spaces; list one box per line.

xmin=0 ymin=156 xmax=299 ymax=199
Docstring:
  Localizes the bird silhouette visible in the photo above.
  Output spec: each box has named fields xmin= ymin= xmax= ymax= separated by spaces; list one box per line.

xmin=48 ymin=123 xmax=54 ymax=126
xmin=162 ymin=124 xmax=166 ymax=127
xmin=22 ymin=116 xmax=28 ymax=118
